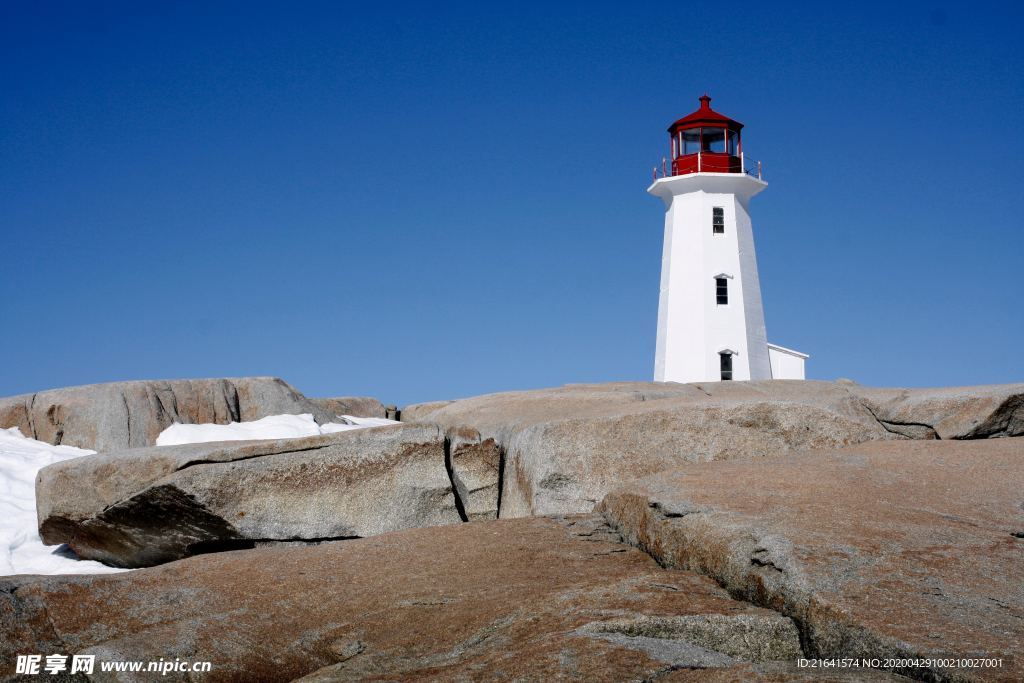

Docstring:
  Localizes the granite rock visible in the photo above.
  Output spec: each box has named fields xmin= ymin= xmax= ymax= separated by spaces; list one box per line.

xmin=598 ymin=438 xmax=1024 ymax=682
xmin=2 ymin=515 xmax=831 ymax=682
xmin=36 ymin=423 xmax=461 ymax=567
xmin=406 ymin=380 xmax=1023 ymax=518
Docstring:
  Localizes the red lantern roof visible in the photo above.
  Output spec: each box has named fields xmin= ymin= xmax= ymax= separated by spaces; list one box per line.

xmin=668 ymin=95 xmax=743 ymax=133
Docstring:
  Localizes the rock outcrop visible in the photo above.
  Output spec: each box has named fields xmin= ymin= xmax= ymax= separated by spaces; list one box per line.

xmin=36 ymin=423 xmax=501 ymax=567
xmin=10 ymin=378 xmax=1021 ymax=680
xmin=310 ymin=395 xmax=387 ymax=420
xmin=598 ymin=438 xmax=1024 ymax=682
xmin=2 ymin=515 xmax=896 ymax=682
xmin=0 ymin=377 xmax=386 ymax=452
xmin=404 ymin=380 xmax=1024 ymax=518
xmin=26 ymin=379 xmax=1024 ymax=570
xmin=853 ymin=383 xmax=1024 ymax=439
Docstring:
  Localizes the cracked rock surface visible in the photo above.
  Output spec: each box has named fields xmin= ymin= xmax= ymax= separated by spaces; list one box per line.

xmin=598 ymin=438 xmax=1024 ymax=682
xmin=445 ymin=426 xmax=502 ymax=522
xmin=36 ymin=424 xmax=469 ymax=567
xmin=2 ymin=515 xmax=896 ymax=682
xmin=405 ymin=380 xmax=1024 ymax=518
xmin=0 ymin=377 xmax=386 ymax=451
xmin=852 ymin=384 xmax=1024 ymax=439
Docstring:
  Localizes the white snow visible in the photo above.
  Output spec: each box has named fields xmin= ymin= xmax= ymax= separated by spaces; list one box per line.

xmin=0 ymin=427 xmax=127 ymax=576
xmin=155 ymin=413 xmax=398 ymax=446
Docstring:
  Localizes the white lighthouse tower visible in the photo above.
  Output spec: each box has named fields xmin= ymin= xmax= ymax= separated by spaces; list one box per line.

xmin=649 ymin=95 xmax=807 ymax=383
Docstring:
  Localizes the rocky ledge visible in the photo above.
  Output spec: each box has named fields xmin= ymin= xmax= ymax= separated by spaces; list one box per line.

xmin=30 ymin=380 xmax=1023 ymax=569
xmin=405 ymin=380 xmax=1024 ymax=517
xmin=2 ymin=514 xmax=906 ymax=682
xmin=598 ymin=438 xmax=1024 ymax=682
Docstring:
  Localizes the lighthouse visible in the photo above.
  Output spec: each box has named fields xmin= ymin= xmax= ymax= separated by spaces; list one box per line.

xmin=649 ymin=95 xmax=807 ymax=383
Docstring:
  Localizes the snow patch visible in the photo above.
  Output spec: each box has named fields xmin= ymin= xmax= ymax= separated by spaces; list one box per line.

xmin=0 ymin=427 xmax=127 ymax=576
xmin=155 ymin=413 xmax=398 ymax=446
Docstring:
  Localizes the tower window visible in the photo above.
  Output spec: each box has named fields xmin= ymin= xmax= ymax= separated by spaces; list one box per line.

xmin=682 ymin=129 xmax=701 ymax=155
xmin=715 ymin=277 xmax=728 ymax=305
xmin=712 ymin=207 xmax=724 ymax=234
xmin=720 ymin=352 xmax=733 ymax=381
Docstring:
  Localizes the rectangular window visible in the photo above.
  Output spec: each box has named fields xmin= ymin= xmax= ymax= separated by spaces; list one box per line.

xmin=715 ymin=277 xmax=728 ymax=305
xmin=720 ymin=353 xmax=733 ymax=381
xmin=712 ymin=207 xmax=724 ymax=234
xmin=682 ymin=129 xmax=701 ymax=155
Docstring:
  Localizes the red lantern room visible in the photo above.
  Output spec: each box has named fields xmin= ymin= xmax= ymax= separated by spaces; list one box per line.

xmin=668 ymin=95 xmax=744 ymax=176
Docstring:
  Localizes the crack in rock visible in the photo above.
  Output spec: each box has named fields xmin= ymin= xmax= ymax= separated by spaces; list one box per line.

xmin=858 ymin=399 xmax=940 ymax=440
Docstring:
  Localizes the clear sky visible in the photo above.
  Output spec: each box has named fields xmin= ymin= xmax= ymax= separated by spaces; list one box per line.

xmin=2 ymin=1 xmax=1022 ymax=405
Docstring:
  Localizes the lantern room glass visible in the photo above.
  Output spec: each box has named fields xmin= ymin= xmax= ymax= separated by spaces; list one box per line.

xmin=673 ymin=127 xmax=741 ymax=162
xmin=726 ymin=130 xmax=739 ymax=155
xmin=682 ymin=129 xmax=701 ymax=155
xmin=702 ymin=128 xmax=726 ymax=153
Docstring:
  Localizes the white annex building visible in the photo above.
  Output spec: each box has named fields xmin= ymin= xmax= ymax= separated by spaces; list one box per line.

xmin=649 ymin=95 xmax=808 ymax=383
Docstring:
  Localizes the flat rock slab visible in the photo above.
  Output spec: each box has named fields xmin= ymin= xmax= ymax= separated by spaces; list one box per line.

xmin=405 ymin=380 xmax=1024 ymax=518
xmin=0 ymin=377 xmax=385 ymax=451
xmin=36 ymin=423 xmax=492 ymax=567
xmin=0 ymin=515 xmax=877 ymax=682
xmin=598 ymin=438 xmax=1024 ymax=682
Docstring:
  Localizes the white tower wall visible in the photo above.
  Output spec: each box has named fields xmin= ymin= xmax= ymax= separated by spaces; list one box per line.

xmin=650 ymin=172 xmax=771 ymax=383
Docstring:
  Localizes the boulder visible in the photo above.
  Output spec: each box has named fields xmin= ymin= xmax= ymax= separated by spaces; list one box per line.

xmin=1 ymin=514 xmax=877 ymax=682
xmin=0 ymin=377 xmax=372 ymax=452
xmin=36 ymin=423 xmax=465 ymax=567
xmin=404 ymin=380 xmax=1024 ymax=519
xmin=598 ymin=438 xmax=1024 ymax=682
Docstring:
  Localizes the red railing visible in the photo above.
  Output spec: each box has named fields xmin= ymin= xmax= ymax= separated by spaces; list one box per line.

xmin=652 ymin=153 xmax=763 ymax=182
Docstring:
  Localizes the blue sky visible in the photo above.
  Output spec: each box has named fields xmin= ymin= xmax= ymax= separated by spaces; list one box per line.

xmin=2 ymin=1 xmax=1022 ymax=405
